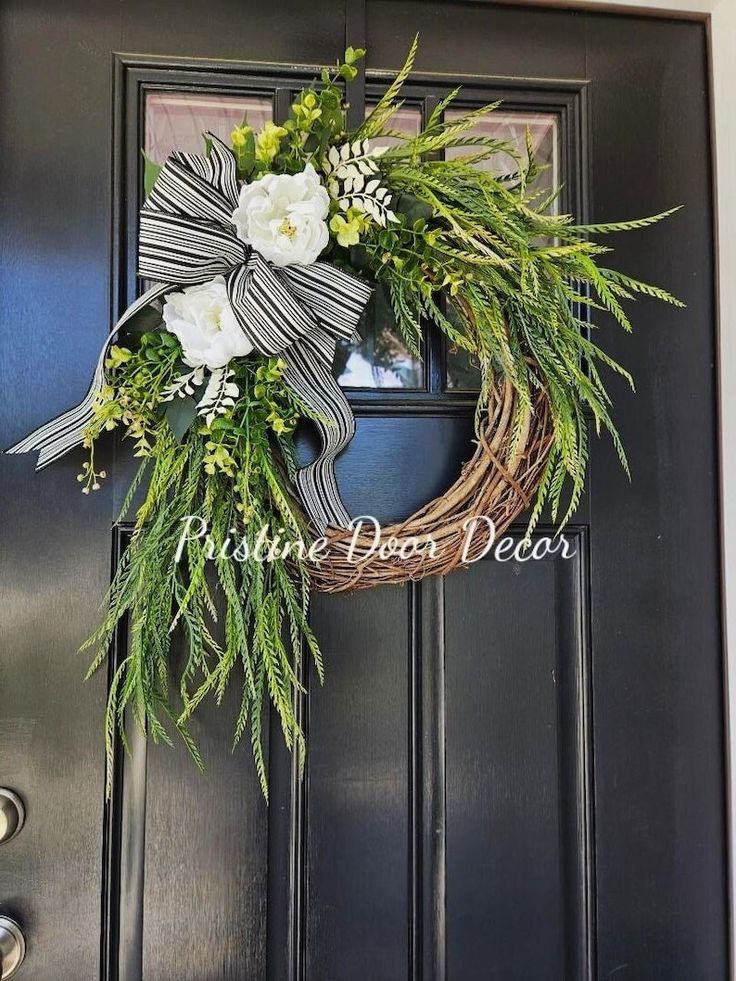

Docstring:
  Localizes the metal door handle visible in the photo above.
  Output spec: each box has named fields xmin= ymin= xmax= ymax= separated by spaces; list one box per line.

xmin=0 ymin=917 xmax=25 ymax=979
xmin=0 ymin=791 xmax=24 ymax=845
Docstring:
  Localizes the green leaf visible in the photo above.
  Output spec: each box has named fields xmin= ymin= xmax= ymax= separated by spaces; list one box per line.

xmin=303 ymin=133 xmax=320 ymax=155
xmin=164 ymin=397 xmax=197 ymax=442
xmin=321 ymin=88 xmax=341 ymax=109
xmin=233 ymin=128 xmax=256 ymax=180
xmin=208 ymin=416 xmax=237 ymax=432
xmin=142 ymin=152 xmax=162 ymax=199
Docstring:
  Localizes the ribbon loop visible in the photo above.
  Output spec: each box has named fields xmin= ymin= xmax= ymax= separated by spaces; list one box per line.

xmin=280 ymin=326 xmax=357 ymax=530
xmin=286 ymin=262 xmax=371 ymax=344
xmin=172 ymin=136 xmax=240 ymax=207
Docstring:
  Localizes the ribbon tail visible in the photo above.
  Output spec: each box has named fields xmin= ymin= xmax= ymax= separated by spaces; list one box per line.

xmin=6 ymin=283 xmax=171 ymax=468
xmin=280 ymin=327 xmax=355 ymax=532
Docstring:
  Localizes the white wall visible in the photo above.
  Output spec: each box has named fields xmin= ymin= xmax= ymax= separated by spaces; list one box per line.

xmin=505 ymin=0 xmax=715 ymax=12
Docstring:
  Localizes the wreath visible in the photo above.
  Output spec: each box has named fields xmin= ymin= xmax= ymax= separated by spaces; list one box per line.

xmin=8 ymin=39 xmax=681 ymax=795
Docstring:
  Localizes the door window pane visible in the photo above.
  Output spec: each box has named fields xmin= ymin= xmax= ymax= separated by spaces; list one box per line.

xmin=444 ymin=110 xmax=559 ymax=391
xmin=144 ymin=92 xmax=272 ymax=163
xmin=366 ymin=104 xmax=423 ymax=151
xmin=334 ymin=286 xmax=423 ymax=389
xmin=444 ymin=108 xmax=559 ymax=200
xmin=336 ymin=104 xmax=424 ymax=389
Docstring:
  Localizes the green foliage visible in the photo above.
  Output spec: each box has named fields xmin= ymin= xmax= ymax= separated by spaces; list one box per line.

xmin=358 ymin=34 xmax=419 ymax=141
xmin=230 ymin=46 xmax=366 ymax=173
xmin=142 ymin=152 xmax=162 ymax=198
xmin=83 ymin=338 xmax=319 ymax=798
xmin=343 ymin=40 xmax=683 ymax=539
xmin=231 ymin=116 xmax=256 ymax=180
xmin=165 ymin=396 xmax=197 ymax=443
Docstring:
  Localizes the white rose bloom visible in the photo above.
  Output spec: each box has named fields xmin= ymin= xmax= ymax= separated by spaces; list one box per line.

xmin=230 ymin=163 xmax=330 ymax=267
xmin=162 ymin=276 xmax=253 ymax=370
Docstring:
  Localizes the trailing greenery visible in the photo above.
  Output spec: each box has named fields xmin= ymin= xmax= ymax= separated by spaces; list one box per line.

xmin=82 ymin=334 xmax=317 ymax=799
xmin=350 ymin=36 xmax=683 ymax=535
xmin=81 ymin=39 xmax=681 ymax=793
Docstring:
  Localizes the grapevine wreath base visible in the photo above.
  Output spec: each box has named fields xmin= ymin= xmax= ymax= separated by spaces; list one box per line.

xmin=7 ymin=39 xmax=681 ymax=794
xmin=310 ymin=371 xmax=554 ymax=593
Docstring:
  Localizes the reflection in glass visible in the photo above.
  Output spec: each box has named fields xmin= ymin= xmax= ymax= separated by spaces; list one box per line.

xmin=445 ymin=110 xmax=559 ymax=391
xmin=444 ymin=300 xmax=485 ymax=391
xmin=445 ymin=345 xmax=484 ymax=392
xmin=336 ymin=105 xmax=424 ymax=389
xmin=334 ymin=285 xmax=423 ymax=389
xmin=144 ymin=92 xmax=272 ymax=163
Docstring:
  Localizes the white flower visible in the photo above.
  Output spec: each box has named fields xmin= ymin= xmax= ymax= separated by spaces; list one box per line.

xmin=230 ymin=163 xmax=330 ymax=267
xmin=162 ymin=276 xmax=253 ymax=370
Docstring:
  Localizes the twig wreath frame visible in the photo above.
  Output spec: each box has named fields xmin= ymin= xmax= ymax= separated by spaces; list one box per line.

xmin=8 ymin=39 xmax=682 ymax=793
xmin=311 ymin=368 xmax=555 ymax=592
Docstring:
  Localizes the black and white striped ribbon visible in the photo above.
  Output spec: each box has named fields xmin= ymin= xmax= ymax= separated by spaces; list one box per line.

xmin=6 ymin=283 xmax=171 ymax=468
xmin=7 ymin=135 xmax=372 ymax=531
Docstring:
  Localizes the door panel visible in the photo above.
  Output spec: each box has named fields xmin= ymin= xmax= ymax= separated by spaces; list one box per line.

xmin=585 ymin=16 xmax=727 ymax=978
xmin=306 ymin=588 xmax=410 ymax=979
xmin=141 ymin=674 xmax=268 ymax=979
xmin=445 ymin=541 xmax=591 ymax=980
xmin=0 ymin=4 xmax=726 ymax=980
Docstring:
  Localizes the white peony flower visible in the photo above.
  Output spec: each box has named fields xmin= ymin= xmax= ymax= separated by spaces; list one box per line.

xmin=162 ymin=276 xmax=253 ymax=370
xmin=230 ymin=163 xmax=330 ymax=267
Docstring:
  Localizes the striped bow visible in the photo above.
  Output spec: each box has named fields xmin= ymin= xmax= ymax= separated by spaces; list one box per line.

xmin=7 ymin=136 xmax=372 ymax=531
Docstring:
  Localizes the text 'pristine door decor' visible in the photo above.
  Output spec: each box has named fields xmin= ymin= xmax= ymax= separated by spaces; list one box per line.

xmin=7 ymin=40 xmax=681 ymax=795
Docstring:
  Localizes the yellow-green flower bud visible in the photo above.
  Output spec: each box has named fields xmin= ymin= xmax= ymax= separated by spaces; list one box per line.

xmin=231 ymin=124 xmax=253 ymax=147
xmin=330 ymin=213 xmax=361 ymax=248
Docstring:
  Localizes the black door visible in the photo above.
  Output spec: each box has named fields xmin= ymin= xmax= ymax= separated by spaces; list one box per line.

xmin=0 ymin=3 xmax=727 ymax=979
